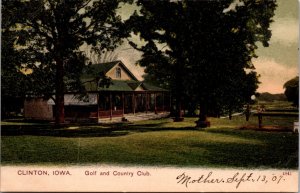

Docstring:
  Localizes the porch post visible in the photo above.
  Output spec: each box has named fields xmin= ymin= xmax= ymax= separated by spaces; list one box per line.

xmin=109 ymin=93 xmax=112 ymax=120
xmin=122 ymin=93 xmax=125 ymax=116
xmin=132 ymin=93 xmax=135 ymax=114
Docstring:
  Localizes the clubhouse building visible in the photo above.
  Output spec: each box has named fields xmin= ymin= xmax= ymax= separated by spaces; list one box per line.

xmin=24 ymin=61 xmax=170 ymax=123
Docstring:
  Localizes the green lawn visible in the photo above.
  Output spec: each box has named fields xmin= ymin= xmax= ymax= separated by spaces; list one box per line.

xmin=1 ymin=116 xmax=298 ymax=168
xmin=256 ymin=100 xmax=297 ymax=110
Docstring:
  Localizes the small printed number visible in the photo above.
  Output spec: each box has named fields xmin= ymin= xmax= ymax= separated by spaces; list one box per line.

xmin=283 ymin=171 xmax=291 ymax=176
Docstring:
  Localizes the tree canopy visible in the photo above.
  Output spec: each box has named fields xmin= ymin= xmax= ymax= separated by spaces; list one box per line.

xmin=283 ymin=76 xmax=299 ymax=107
xmin=1 ymin=1 xmax=29 ymax=117
xmin=2 ymin=0 xmax=277 ymax=126
xmin=2 ymin=0 xmax=131 ymax=124
xmin=127 ymin=0 xmax=276 ymax=126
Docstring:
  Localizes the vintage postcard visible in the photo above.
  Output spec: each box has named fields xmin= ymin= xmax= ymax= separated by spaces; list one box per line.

xmin=1 ymin=0 xmax=299 ymax=192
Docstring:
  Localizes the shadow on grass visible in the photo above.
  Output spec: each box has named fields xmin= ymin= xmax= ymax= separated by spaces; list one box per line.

xmin=1 ymin=123 xmax=298 ymax=168
xmin=1 ymin=122 xmax=198 ymax=137
xmin=1 ymin=125 xmax=129 ymax=138
xmin=187 ymin=140 xmax=298 ymax=169
xmin=206 ymin=127 xmax=298 ymax=141
xmin=204 ymin=128 xmax=298 ymax=168
xmin=114 ymin=122 xmax=197 ymax=132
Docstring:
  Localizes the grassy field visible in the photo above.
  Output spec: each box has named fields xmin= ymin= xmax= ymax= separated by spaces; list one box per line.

xmin=255 ymin=100 xmax=297 ymax=110
xmin=1 ymin=114 xmax=298 ymax=168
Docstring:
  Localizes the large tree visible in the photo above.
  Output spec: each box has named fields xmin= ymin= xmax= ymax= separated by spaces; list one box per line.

xmin=194 ymin=0 xmax=276 ymax=126
xmin=4 ymin=0 xmax=130 ymax=125
xmin=127 ymin=0 xmax=276 ymax=126
xmin=128 ymin=0 xmax=199 ymax=121
xmin=185 ymin=0 xmax=273 ymax=125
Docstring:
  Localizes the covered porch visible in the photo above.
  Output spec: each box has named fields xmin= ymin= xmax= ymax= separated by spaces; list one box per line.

xmin=95 ymin=91 xmax=170 ymax=122
xmin=61 ymin=79 xmax=171 ymax=123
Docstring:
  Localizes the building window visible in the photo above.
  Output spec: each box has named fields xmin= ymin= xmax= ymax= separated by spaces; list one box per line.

xmin=116 ymin=67 xmax=121 ymax=78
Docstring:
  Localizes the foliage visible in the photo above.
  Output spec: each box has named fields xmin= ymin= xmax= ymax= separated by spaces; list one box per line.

xmin=1 ymin=1 xmax=29 ymax=117
xmin=283 ymin=76 xmax=299 ymax=107
xmin=2 ymin=0 xmax=131 ymax=124
xmin=85 ymin=48 xmax=119 ymax=64
xmin=127 ymin=0 xmax=196 ymax=120
xmin=257 ymin=92 xmax=287 ymax=102
xmin=127 ymin=0 xmax=276 ymax=125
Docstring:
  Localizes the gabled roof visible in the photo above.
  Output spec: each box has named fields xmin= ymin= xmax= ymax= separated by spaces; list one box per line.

xmin=127 ymin=82 xmax=143 ymax=90
xmin=82 ymin=79 xmax=168 ymax=92
xmin=93 ymin=61 xmax=119 ymax=74
xmin=81 ymin=60 xmax=168 ymax=92
xmin=82 ymin=60 xmax=138 ymax=81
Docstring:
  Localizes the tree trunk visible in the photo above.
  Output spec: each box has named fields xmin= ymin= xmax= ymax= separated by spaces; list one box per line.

xmin=229 ymin=109 xmax=232 ymax=120
xmin=55 ymin=58 xmax=65 ymax=126
xmin=245 ymin=104 xmax=250 ymax=121
xmin=258 ymin=113 xmax=262 ymax=129
xmin=173 ymin=67 xmax=184 ymax=122
xmin=173 ymin=96 xmax=184 ymax=122
xmin=196 ymin=102 xmax=210 ymax=128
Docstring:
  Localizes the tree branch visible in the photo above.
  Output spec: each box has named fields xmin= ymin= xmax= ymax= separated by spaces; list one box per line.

xmin=26 ymin=21 xmax=53 ymax=40
xmin=127 ymin=38 xmax=144 ymax=52
xmin=74 ymin=0 xmax=93 ymax=14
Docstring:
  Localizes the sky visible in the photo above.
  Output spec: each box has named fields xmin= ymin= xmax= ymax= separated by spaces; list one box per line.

xmin=253 ymin=0 xmax=299 ymax=94
xmin=115 ymin=0 xmax=299 ymax=94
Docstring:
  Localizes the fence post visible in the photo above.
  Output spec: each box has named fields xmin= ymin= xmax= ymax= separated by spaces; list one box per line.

xmin=258 ymin=113 xmax=262 ymax=129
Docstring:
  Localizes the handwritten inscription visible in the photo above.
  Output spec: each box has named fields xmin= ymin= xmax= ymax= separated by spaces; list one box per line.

xmin=176 ymin=172 xmax=287 ymax=189
xmin=16 ymin=168 xmax=291 ymax=190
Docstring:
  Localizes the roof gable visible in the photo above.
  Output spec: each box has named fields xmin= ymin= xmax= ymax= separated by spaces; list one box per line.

xmin=127 ymin=82 xmax=142 ymax=90
xmin=82 ymin=60 xmax=138 ymax=81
